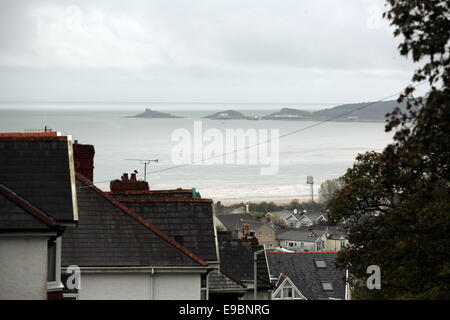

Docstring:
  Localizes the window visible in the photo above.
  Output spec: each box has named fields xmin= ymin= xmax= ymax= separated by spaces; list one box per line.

xmin=340 ymin=240 xmax=346 ymax=249
xmin=200 ymin=273 xmax=208 ymax=300
xmin=300 ymin=242 xmax=304 ymax=247
xmin=283 ymin=287 xmax=293 ymax=298
xmin=322 ymin=282 xmax=334 ymax=291
xmin=315 ymin=260 xmax=327 ymax=268
xmin=47 ymin=237 xmax=63 ymax=292
xmin=317 ymin=240 xmax=325 ymax=251
xmin=272 ymin=279 xmax=305 ymax=300
xmin=47 ymin=239 xmax=56 ymax=282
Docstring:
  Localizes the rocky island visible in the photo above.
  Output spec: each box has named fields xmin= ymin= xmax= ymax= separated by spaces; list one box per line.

xmin=203 ymin=110 xmax=253 ymax=120
xmin=130 ymin=108 xmax=183 ymax=118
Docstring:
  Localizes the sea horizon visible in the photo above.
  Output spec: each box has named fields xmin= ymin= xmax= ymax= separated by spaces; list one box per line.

xmin=0 ymin=102 xmax=393 ymax=202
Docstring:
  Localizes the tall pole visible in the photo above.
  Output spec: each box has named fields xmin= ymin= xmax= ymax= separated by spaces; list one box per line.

xmin=144 ymin=161 xmax=147 ymax=181
xmin=307 ymin=176 xmax=314 ymax=203
xmin=254 ymin=252 xmax=258 ymax=300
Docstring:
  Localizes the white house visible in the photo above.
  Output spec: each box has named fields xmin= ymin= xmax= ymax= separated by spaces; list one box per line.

xmin=0 ymin=133 xmax=78 ymax=300
xmin=61 ymin=173 xmax=215 ymax=300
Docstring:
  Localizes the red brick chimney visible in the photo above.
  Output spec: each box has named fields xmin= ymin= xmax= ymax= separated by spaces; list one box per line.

xmin=110 ymin=172 xmax=149 ymax=193
xmin=73 ymin=142 xmax=95 ymax=181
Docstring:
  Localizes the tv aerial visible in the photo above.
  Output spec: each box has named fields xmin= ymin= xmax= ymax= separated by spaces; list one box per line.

xmin=126 ymin=158 xmax=159 ymax=181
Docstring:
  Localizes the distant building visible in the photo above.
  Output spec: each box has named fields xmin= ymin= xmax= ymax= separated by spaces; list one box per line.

xmin=294 ymin=211 xmax=328 ymax=227
xmin=276 ymin=229 xmax=324 ymax=251
xmin=216 ymin=214 xmax=277 ymax=248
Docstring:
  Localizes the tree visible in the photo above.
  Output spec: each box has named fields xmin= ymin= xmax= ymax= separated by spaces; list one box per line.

xmin=318 ymin=178 xmax=344 ymax=204
xmin=328 ymin=0 xmax=450 ymax=299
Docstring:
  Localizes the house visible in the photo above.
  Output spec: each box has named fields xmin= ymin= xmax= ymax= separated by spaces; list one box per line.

xmin=313 ymin=226 xmax=348 ymax=251
xmin=276 ymin=229 xmax=324 ymax=251
xmin=60 ymin=142 xmax=220 ymax=300
xmin=0 ymin=132 xmax=78 ymax=299
xmin=61 ymin=173 xmax=211 ymax=300
xmin=216 ymin=214 xmax=277 ymax=248
xmin=236 ymin=220 xmax=277 ymax=248
xmin=266 ymin=210 xmax=301 ymax=228
xmin=267 ymin=251 xmax=348 ymax=300
xmin=216 ymin=234 xmax=273 ymax=300
xmin=295 ymin=211 xmax=328 ymax=227
xmin=215 ymin=213 xmax=255 ymax=234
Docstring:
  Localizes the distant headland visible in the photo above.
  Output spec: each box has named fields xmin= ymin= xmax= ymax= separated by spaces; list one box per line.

xmin=203 ymin=110 xmax=260 ymax=120
xmin=128 ymin=108 xmax=183 ymax=118
xmin=202 ymin=100 xmax=406 ymax=122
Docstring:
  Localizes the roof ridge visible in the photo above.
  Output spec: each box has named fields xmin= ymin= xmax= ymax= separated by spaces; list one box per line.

xmin=106 ymin=189 xmax=193 ymax=195
xmin=75 ymin=173 xmax=208 ymax=266
xmin=267 ymin=251 xmax=338 ymax=254
xmin=0 ymin=184 xmax=59 ymax=227
xmin=115 ymin=197 xmax=213 ymax=203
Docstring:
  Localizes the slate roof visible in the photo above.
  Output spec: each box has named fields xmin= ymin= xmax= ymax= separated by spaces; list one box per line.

xmin=0 ymin=135 xmax=76 ymax=222
xmin=208 ymin=268 xmax=247 ymax=292
xmin=277 ymin=230 xmax=320 ymax=242
xmin=216 ymin=213 xmax=257 ymax=231
xmin=218 ymin=239 xmax=272 ymax=289
xmin=115 ymin=196 xmax=219 ymax=262
xmin=61 ymin=174 xmax=207 ymax=267
xmin=267 ymin=210 xmax=294 ymax=220
xmin=296 ymin=212 xmax=328 ymax=223
xmin=266 ymin=252 xmax=346 ymax=300
xmin=0 ymin=183 xmax=61 ymax=232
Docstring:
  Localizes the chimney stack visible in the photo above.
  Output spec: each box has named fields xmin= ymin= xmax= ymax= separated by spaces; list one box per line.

xmin=242 ymin=223 xmax=250 ymax=238
xmin=110 ymin=172 xmax=149 ymax=193
xmin=73 ymin=143 xmax=95 ymax=181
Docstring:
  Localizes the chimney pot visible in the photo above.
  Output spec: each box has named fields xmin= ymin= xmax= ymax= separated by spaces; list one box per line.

xmin=122 ymin=173 xmax=129 ymax=181
xmin=130 ymin=173 xmax=137 ymax=181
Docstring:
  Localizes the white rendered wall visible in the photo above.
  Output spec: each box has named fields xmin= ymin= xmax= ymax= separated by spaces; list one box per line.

xmin=0 ymin=236 xmax=48 ymax=300
xmin=77 ymin=272 xmax=201 ymax=300
xmin=153 ymin=273 xmax=201 ymax=300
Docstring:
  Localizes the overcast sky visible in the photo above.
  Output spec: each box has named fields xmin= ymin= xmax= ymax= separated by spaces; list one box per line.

xmin=0 ymin=0 xmax=424 ymax=104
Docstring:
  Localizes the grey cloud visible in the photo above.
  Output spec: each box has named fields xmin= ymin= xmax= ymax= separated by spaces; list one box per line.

xmin=0 ymin=0 xmax=419 ymax=103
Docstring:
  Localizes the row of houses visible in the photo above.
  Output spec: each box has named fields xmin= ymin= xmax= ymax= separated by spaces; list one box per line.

xmin=0 ymin=131 xmax=348 ymax=300
xmin=215 ymin=213 xmax=348 ymax=252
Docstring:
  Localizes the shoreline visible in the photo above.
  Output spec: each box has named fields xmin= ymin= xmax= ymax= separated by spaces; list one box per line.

xmin=216 ymin=198 xmax=314 ymax=206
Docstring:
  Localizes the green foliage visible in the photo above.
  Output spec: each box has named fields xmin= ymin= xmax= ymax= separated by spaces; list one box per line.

xmin=328 ymin=0 xmax=450 ymax=300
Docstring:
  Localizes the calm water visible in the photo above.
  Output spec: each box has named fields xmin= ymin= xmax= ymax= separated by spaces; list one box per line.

xmin=0 ymin=102 xmax=393 ymax=202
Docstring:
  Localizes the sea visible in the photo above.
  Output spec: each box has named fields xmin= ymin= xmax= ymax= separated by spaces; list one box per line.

xmin=0 ymin=102 xmax=394 ymax=203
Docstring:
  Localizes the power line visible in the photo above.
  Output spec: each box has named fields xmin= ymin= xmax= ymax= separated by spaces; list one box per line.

xmin=77 ymin=82 xmax=426 ymax=189
xmin=148 ymin=81 xmax=427 ymax=175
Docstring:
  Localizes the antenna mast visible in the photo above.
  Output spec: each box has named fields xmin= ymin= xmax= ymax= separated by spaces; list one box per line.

xmin=126 ymin=159 xmax=159 ymax=181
